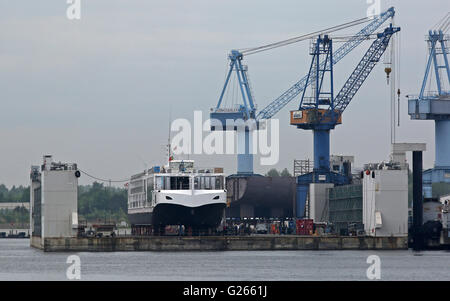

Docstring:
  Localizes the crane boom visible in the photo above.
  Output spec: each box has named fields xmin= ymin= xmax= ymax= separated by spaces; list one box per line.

xmin=332 ymin=25 xmax=400 ymax=114
xmin=256 ymin=7 xmax=395 ymax=120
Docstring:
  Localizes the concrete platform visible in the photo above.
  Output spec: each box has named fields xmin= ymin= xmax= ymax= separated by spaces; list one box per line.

xmin=31 ymin=235 xmax=408 ymax=252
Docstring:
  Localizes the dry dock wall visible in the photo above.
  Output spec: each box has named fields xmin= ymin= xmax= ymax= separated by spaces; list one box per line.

xmin=31 ymin=235 xmax=407 ymax=252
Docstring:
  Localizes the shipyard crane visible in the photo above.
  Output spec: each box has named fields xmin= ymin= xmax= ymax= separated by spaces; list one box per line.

xmin=292 ymin=24 xmax=400 ymax=217
xmin=211 ymin=7 xmax=396 ymax=175
xmin=407 ymin=13 xmax=450 ymax=198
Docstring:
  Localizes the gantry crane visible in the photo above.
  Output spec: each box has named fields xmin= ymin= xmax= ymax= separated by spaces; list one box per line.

xmin=211 ymin=7 xmax=396 ymax=175
xmin=407 ymin=13 xmax=450 ymax=198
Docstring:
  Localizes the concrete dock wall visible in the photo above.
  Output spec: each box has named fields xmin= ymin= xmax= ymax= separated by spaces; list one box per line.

xmin=31 ymin=235 xmax=408 ymax=252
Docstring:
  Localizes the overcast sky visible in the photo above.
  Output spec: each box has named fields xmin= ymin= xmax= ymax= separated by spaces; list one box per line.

xmin=0 ymin=0 xmax=448 ymax=187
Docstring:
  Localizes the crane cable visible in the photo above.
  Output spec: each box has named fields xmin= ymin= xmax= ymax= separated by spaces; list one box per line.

xmin=78 ymin=169 xmax=129 ymax=183
xmin=328 ymin=34 xmax=378 ymax=41
xmin=238 ymin=16 xmax=372 ymax=56
xmin=433 ymin=12 xmax=450 ymax=32
xmin=397 ymin=30 xmax=401 ymax=127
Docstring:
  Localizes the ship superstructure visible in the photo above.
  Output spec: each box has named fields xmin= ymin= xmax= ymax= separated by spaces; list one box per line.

xmin=127 ymin=160 xmax=226 ymax=230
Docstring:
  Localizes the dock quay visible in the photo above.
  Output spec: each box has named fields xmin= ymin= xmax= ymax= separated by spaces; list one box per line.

xmin=0 ymin=224 xmax=30 ymax=238
xmin=31 ymin=235 xmax=408 ymax=252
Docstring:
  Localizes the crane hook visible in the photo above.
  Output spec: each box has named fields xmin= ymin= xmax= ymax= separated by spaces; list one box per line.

xmin=384 ymin=66 xmax=392 ymax=85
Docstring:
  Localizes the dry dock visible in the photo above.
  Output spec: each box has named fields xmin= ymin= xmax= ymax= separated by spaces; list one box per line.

xmin=31 ymin=235 xmax=407 ymax=252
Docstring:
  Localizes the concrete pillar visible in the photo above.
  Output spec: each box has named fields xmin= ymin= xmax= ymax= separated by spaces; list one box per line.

xmin=413 ymin=150 xmax=424 ymax=250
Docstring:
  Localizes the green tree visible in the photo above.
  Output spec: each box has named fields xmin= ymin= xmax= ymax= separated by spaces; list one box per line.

xmin=280 ymin=168 xmax=292 ymax=177
xmin=77 ymin=182 xmax=128 ymax=223
xmin=0 ymin=182 xmax=129 ymax=224
xmin=0 ymin=184 xmax=29 ymax=203
xmin=266 ymin=169 xmax=280 ymax=177
xmin=0 ymin=207 xmax=29 ymax=224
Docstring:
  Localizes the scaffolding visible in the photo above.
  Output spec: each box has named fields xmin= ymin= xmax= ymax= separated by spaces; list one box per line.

xmin=293 ymin=159 xmax=314 ymax=177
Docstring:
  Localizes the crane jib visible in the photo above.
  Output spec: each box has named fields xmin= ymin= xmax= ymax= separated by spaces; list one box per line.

xmin=321 ymin=25 xmax=400 ymax=124
xmin=256 ymin=7 xmax=396 ymax=120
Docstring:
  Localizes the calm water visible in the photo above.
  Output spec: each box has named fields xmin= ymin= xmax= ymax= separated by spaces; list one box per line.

xmin=0 ymin=239 xmax=449 ymax=281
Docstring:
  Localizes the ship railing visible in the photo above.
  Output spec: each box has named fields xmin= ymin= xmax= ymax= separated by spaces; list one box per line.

xmin=157 ymin=168 xmax=224 ymax=174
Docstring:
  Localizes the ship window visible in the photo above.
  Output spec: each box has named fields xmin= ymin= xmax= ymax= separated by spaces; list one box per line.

xmin=147 ymin=177 xmax=154 ymax=202
xmin=205 ymin=177 xmax=211 ymax=189
xmin=147 ymin=177 xmax=154 ymax=191
xmin=155 ymin=176 xmax=164 ymax=190
xmin=194 ymin=177 xmax=199 ymax=189
xmin=169 ymin=176 xmax=190 ymax=190
xmin=215 ymin=176 xmax=224 ymax=190
xmin=194 ymin=176 xmax=223 ymax=190
xmin=169 ymin=161 xmax=194 ymax=171
xmin=130 ymin=179 xmax=144 ymax=194
xmin=164 ymin=176 xmax=171 ymax=190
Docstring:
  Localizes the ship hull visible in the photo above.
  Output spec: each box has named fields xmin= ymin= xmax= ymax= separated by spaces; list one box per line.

xmin=128 ymin=203 xmax=225 ymax=228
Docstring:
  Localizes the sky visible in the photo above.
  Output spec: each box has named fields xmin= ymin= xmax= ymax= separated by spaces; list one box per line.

xmin=0 ymin=0 xmax=448 ymax=187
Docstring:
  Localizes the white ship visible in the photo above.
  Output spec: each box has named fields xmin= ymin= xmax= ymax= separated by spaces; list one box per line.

xmin=127 ymin=159 xmax=227 ymax=230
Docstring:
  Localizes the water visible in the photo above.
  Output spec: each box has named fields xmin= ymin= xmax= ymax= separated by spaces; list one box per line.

xmin=0 ymin=239 xmax=449 ymax=281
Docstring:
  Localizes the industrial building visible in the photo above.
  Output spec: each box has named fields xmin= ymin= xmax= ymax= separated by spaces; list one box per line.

xmin=306 ymin=144 xmax=423 ymax=238
xmin=362 ymin=163 xmax=409 ymax=237
xmin=30 ymin=155 xmax=80 ymax=249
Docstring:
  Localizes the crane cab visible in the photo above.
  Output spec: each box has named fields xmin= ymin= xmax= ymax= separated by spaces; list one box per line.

xmin=290 ymin=109 xmax=342 ymax=129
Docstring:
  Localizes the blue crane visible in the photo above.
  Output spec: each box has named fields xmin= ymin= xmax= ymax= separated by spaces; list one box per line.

xmin=293 ymin=25 xmax=401 ymax=172
xmin=211 ymin=7 xmax=396 ymax=175
xmin=407 ymin=13 xmax=450 ymax=198
xmin=293 ymin=24 xmax=400 ymax=217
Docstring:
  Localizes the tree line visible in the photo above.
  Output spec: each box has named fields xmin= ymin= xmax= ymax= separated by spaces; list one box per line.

xmin=265 ymin=168 xmax=292 ymax=177
xmin=78 ymin=182 xmax=128 ymax=223
xmin=0 ymin=184 xmax=29 ymax=203
xmin=0 ymin=182 xmax=129 ymax=224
